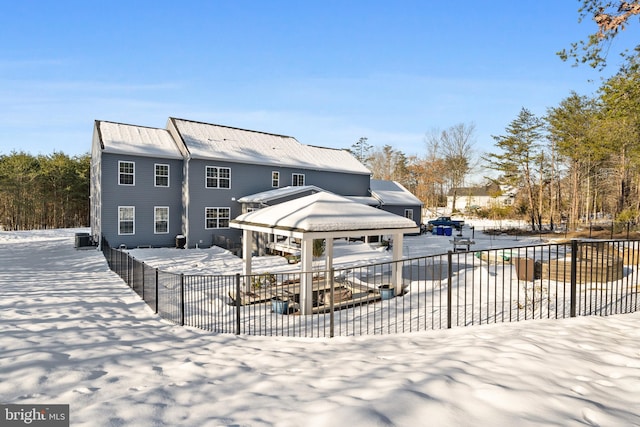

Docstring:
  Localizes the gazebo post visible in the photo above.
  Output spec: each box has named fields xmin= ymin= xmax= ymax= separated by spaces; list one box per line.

xmin=242 ymin=229 xmax=253 ymax=293
xmin=300 ymin=237 xmax=314 ymax=315
xmin=324 ymin=237 xmax=334 ymax=295
xmin=391 ymin=232 xmax=404 ymax=293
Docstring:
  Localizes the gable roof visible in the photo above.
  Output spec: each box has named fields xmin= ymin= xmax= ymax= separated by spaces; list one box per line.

xmin=371 ymin=180 xmax=422 ymax=206
xmin=169 ymin=118 xmax=371 ymax=175
xmin=231 ymin=191 xmax=418 ymax=233
xmin=95 ymin=120 xmax=183 ymax=159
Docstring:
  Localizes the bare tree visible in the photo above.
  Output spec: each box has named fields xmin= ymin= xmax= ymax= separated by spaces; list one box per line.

xmin=425 ymin=123 xmax=476 ymax=211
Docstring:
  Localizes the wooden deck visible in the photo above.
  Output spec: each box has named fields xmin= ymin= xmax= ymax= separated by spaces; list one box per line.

xmin=228 ymin=278 xmax=387 ymax=313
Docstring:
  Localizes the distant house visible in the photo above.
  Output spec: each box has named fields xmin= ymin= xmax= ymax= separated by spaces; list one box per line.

xmin=446 ymin=183 xmax=514 ymax=212
xmin=91 ymin=117 xmax=422 ymax=250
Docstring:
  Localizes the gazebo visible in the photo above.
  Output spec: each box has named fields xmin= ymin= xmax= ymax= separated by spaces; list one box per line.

xmin=230 ymin=191 xmax=419 ymax=314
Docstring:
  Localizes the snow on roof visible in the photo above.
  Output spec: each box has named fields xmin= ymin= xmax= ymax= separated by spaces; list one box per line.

xmin=237 ymin=185 xmax=325 ymax=204
xmin=371 ymin=180 xmax=423 ymax=206
xmin=344 ymin=196 xmax=380 ymax=206
xmin=97 ymin=121 xmax=182 ymax=159
xmin=231 ymin=191 xmax=418 ymax=233
xmin=171 ymin=118 xmax=371 ymax=175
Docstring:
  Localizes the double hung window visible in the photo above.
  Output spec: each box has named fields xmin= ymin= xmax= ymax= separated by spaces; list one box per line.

xmin=154 ymin=207 xmax=169 ymax=234
xmin=155 ymin=164 xmax=169 ymax=187
xmin=205 ymin=207 xmax=230 ymax=229
xmin=292 ymin=173 xmax=305 ymax=186
xmin=119 ymin=161 xmax=135 ymax=185
xmin=206 ymin=166 xmax=231 ymax=188
xmin=118 ymin=206 xmax=135 ymax=234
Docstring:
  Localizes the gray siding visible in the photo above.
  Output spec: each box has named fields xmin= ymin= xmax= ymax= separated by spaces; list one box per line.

xmin=185 ymin=159 xmax=371 ymax=248
xmin=100 ymin=153 xmax=183 ymax=248
xmin=380 ymin=205 xmax=422 ymax=229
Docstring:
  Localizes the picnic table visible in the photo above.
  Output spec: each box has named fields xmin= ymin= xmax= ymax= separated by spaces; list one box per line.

xmin=450 ymin=237 xmax=475 ymax=252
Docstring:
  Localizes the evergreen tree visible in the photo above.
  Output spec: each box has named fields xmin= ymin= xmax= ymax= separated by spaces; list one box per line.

xmin=484 ymin=108 xmax=546 ymax=230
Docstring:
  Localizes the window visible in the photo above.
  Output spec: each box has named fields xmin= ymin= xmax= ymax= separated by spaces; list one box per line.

xmin=155 ymin=164 xmax=169 ymax=187
xmin=118 ymin=206 xmax=135 ymax=235
xmin=205 ymin=207 xmax=230 ymax=229
xmin=404 ymin=209 xmax=414 ymax=221
xmin=119 ymin=161 xmax=135 ymax=185
xmin=272 ymin=171 xmax=280 ymax=188
xmin=206 ymin=166 xmax=231 ymax=188
xmin=292 ymin=173 xmax=305 ymax=186
xmin=154 ymin=207 xmax=169 ymax=234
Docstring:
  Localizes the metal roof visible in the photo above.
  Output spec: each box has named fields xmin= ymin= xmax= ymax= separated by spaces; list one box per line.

xmin=171 ymin=118 xmax=371 ymax=175
xmin=96 ymin=121 xmax=183 ymax=159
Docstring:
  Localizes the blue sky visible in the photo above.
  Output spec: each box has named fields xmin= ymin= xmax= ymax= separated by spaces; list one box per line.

xmin=1 ymin=1 xmax=638 ymax=169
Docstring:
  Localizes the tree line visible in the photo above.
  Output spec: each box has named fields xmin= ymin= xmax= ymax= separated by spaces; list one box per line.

xmin=352 ymin=49 xmax=640 ymax=231
xmin=0 ymin=152 xmax=90 ymax=230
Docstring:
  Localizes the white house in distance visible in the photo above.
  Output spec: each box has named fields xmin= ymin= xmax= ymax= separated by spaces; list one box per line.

xmin=447 ymin=183 xmax=515 ymax=212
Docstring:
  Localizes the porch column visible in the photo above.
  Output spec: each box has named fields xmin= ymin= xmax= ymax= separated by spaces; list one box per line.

xmin=391 ymin=232 xmax=404 ymax=293
xmin=242 ymin=229 xmax=253 ymax=294
xmin=300 ymin=236 xmax=314 ymax=315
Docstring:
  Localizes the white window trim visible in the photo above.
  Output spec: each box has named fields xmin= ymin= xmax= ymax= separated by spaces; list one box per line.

xmin=118 ymin=206 xmax=135 ymax=235
xmin=205 ymin=207 xmax=231 ymax=229
xmin=154 ymin=163 xmax=170 ymax=188
xmin=205 ymin=166 xmax=231 ymax=189
xmin=154 ymin=206 xmax=170 ymax=234
xmin=118 ymin=161 xmax=135 ymax=186
xmin=292 ymin=173 xmax=305 ymax=186
xmin=272 ymin=171 xmax=280 ymax=188
xmin=404 ymin=209 xmax=414 ymax=220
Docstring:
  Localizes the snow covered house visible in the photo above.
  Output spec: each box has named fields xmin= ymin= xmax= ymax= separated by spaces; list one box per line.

xmin=91 ymin=117 xmax=422 ymax=250
xmin=446 ymin=183 xmax=514 ymax=212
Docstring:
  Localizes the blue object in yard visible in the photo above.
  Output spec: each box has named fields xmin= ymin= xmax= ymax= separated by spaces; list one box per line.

xmin=436 ymin=226 xmax=444 ymax=235
xmin=444 ymin=227 xmax=452 ymax=236
xmin=432 ymin=228 xmax=438 ymax=235
xmin=272 ymin=298 xmax=289 ymax=314
xmin=379 ymin=285 xmax=395 ymax=300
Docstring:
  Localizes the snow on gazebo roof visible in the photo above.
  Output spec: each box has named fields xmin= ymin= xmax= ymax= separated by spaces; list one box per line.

xmin=230 ymin=191 xmax=418 ymax=234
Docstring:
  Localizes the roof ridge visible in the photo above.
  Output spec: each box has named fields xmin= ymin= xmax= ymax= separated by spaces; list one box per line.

xmin=169 ymin=117 xmax=297 ymax=140
xmin=97 ymin=120 xmax=167 ymax=131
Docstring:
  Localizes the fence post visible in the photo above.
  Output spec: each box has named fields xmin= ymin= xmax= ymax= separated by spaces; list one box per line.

xmin=235 ymin=273 xmax=241 ymax=335
xmin=329 ymin=268 xmax=335 ymax=338
xmin=570 ymin=239 xmax=578 ymax=317
xmin=180 ymin=273 xmax=185 ymax=326
xmin=447 ymin=250 xmax=453 ymax=329
xmin=155 ymin=268 xmax=159 ymax=314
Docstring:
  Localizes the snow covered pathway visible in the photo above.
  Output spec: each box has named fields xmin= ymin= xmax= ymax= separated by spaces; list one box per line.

xmin=1 ymin=229 xmax=640 ymax=426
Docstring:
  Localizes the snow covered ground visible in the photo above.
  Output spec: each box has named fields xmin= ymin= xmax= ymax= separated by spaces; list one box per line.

xmin=2 ymin=227 xmax=640 ymax=426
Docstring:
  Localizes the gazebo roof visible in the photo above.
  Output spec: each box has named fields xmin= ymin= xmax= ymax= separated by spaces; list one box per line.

xmin=230 ymin=191 xmax=418 ymax=236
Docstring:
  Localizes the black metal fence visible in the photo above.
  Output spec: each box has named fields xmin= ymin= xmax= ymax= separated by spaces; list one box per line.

xmin=102 ymin=238 xmax=640 ymax=337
